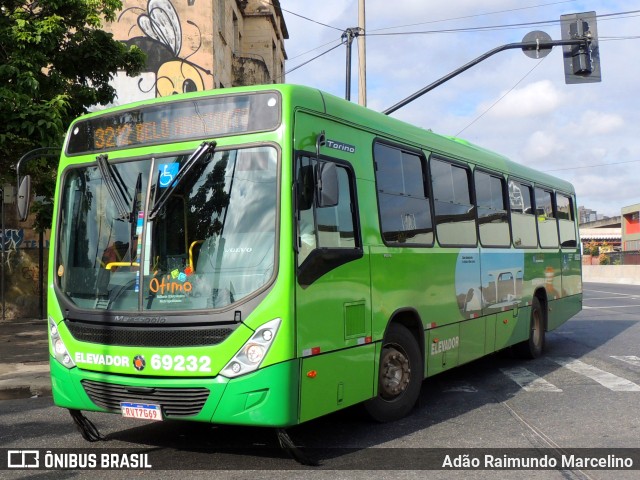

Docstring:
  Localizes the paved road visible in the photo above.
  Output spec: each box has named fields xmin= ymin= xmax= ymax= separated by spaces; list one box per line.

xmin=1 ymin=282 xmax=639 ymax=478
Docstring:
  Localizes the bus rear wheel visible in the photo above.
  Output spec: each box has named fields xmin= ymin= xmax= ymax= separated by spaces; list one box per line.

xmin=513 ymin=296 xmax=545 ymax=359
xmin=365 ymin=323 xmax=423 ymax=422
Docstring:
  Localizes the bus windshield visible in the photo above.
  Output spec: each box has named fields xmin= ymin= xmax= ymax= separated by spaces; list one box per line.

xmin=56 ymin=146 xmax=278 ymax=313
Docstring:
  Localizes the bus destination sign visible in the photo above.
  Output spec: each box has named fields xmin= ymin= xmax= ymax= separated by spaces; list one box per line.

xmin=66 ymin=92 xmax=281 ymax=155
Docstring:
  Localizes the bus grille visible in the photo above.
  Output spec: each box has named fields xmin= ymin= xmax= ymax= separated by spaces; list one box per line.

xmin=81 ymin=380 xmax=210 ymax=417
xmin=65 ymin=320 xmax=233 ymax=347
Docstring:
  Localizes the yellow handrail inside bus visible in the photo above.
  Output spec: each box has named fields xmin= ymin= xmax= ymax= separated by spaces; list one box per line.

xmin=189 ymin=240 xmax=204 ymax=270
xmin=104 ymin=262 xmax=140 ymax=270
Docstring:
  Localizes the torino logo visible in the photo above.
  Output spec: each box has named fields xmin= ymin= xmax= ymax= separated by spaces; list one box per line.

xmin=326 ymin=139 xmax=356 ymax=154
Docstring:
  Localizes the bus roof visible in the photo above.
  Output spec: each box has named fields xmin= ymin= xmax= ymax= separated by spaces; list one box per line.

xmin=70 ymin=83 xmax=575 ymax=194
xmin=288 ymin=84 xmax=575 ymax=194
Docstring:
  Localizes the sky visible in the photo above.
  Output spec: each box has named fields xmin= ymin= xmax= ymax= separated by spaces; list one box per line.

xmin=280 ymin=1 xmax=640 ymax=219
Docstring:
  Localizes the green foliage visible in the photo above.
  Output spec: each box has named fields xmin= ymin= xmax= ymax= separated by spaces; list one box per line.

xmin=598 ymin=253 xmax=610 ymax=265
xmin=0 ymin=0 xmax=145 ymax=231
xmin=583 ymin=240 xmax=599 ymax=256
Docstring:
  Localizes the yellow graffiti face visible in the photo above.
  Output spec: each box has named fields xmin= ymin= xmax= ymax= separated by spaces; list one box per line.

xmin=156 ymin=61 xmax=205 ymax=97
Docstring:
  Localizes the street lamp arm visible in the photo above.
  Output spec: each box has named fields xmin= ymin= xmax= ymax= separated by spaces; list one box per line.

xmin=382 ymin=38 xmax=590 ymax=115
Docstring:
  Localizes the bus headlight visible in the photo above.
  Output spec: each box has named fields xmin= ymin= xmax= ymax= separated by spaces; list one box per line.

xmin=221 ymin=318 xmax=281 ymax=378
xmin=49 ymin=317 xmax=75 ymax=368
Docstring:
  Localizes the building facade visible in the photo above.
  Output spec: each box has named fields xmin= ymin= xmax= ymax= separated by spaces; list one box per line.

xmin=103 ymin=0 xmax=288 ymax=105
xmin=578 ymin=206 xmax=605 ymax=224
xmin=622 ymin=203 xmax=640 ymax=251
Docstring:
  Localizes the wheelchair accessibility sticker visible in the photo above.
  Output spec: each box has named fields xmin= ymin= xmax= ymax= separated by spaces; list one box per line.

xmin=159 ymin=163 xmax=179 ymax=188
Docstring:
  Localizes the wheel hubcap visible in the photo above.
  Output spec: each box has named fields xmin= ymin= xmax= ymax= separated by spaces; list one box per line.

xmin=379 ymin=345 xmax=411 ymax=400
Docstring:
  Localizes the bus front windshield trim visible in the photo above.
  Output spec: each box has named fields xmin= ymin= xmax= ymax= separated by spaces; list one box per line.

xmin=56 ymin=146 xmax=278 ymax=315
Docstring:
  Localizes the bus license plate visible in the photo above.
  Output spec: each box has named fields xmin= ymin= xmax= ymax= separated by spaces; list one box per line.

xmin=120 ymin=402 xmax=162 ymax=421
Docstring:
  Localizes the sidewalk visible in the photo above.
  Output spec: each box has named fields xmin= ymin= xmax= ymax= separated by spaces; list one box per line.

xmin=0 ymin=318 xmax=51 ymax=400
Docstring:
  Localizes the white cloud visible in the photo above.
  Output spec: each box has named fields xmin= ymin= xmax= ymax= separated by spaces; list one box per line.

xmin=480 ymin=80 xmax=566 ymax=119
xmin=575 ymin=110 xmax=625 ymax=135
xmin=522 ymin=130 xmax=562 ymax=160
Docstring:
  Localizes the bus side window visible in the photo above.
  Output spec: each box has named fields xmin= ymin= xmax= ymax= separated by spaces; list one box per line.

xmin=475 ymin=170 xmax=510 ymax=247
xmin=374 ymin=143 xmax=433 ymax=245
xmin=557 ymin=193 xmax=577 ymax=248
xmin=534 ymin=187 xmax=559 ymax=248
xmin=508 ymin=180 xmax=537 ymax=248
xmin=430 ymin=158 xmax=476 ymax=247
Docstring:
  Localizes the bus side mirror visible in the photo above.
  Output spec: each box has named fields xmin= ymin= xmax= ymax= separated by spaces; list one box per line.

xmin=17 ymin=175 xmax=32 ymax=222
xmin=316 ymin=161 xmax=339 ymax=208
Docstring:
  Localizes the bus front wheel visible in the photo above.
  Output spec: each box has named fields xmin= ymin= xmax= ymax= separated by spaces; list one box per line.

xmin=513 ymin=296 xmax=545 ymax=359
xmin=365 ymin=323 xmax=423 ymax=422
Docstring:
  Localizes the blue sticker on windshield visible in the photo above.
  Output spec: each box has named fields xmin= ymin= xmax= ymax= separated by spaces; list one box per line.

xmin=159 ymin=163 xmax=179 ymax=188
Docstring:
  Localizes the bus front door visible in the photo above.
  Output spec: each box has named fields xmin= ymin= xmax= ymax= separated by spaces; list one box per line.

xmin=294 ymin=154 xmax=374 ymax=423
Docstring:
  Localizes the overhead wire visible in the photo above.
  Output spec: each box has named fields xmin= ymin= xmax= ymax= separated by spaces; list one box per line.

xmin=287 ymin=37 xmax=345 ymax=62
xmin=455 ymin=55 xmax=549 ymax=137
xmin=280 ymin=7 xmax=344 ymax=33
xmin=369 ymin=0 xmax=580 ymax=33
xmin=279 ymin=3 xmax=640 ymax=177
xmin=282 ymin=0 xmax=575 ymax=67
xmin=282 ymin=1 xmax=640 ymax=78
xmin=545 ymin=159 xmax=640 ymax=173
xmin=450 ymin=11 xmax=640 ymax=138
xmin=281 ymin=39 xmax=346 ymax=79
xmin=283 ymin=6 xmax=640 ymax=81
xmin=365 ymin=10 xmax=640 ymax=38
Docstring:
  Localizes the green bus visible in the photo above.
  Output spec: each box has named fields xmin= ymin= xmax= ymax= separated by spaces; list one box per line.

xmin=36 ymin=83 xmax=581 ymax=431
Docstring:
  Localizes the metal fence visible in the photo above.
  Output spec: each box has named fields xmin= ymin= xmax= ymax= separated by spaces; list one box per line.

xmin=600 ymin=250 xmax=640 ymax=265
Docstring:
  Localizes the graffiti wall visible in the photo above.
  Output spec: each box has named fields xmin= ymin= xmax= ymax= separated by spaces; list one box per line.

xmin=1 ymin=228 xmax=50 ymax=319
xmin=107 ymin=0 xmax=220 ymax=104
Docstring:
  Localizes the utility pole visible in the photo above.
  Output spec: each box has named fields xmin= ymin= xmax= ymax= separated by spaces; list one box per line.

xmin=342 ymin=27 xmax=357 ymax=101
xmin=357 ymin=0 xmax=367 ymax=106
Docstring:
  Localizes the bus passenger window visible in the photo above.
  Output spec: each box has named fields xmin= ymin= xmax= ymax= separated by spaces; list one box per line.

xmin=475 ymin=171 xmax=509 ymax=247
xmin=557 ymin=193 xmax=577 ymax=248
xmin=509 ymin=180 xmax=537 ymax=248
xmin=430 ymin=158 xmax=476 ymax=247
xmin=535 ymin=187 xmax=559 ymax=248
xmin=374 ymin=143 xmax=432 ymax=245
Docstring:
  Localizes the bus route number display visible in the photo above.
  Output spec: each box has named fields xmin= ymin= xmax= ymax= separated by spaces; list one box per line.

xmin=66 ymin=92 xmax=280 ymax=155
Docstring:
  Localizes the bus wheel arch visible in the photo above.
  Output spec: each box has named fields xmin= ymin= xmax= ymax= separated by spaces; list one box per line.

xmin=365 ymin=311 xmax=424 ymax=422
xmin=514 ymin=289 xmax=547 ymax=359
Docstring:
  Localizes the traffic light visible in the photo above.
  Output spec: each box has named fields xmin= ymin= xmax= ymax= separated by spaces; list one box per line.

xmin=561 ymin=11 xmax=601 ymax=84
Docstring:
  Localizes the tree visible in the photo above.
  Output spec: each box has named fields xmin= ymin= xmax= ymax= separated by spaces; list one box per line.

xmin=0 ymin=0 xmax=145 ymax=231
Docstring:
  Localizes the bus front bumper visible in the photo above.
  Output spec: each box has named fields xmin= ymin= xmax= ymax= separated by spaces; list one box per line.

xmin=50 ymin=357 xmax=301 ymax=427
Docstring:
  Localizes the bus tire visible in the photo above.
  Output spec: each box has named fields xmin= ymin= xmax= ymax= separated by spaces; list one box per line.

xmin=513 ymin=296 xmax=545 ymax=359
xmin=364 ymin=323 xmax=423 ymax=422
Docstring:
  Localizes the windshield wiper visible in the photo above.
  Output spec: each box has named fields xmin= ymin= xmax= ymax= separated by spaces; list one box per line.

xmin=148 ymin=141 xmax=216 ymax=221
xmin=129 ymin=172 xmax=142 ymax=261
xmin=96 ymin=154 xmax=132 ymax=220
